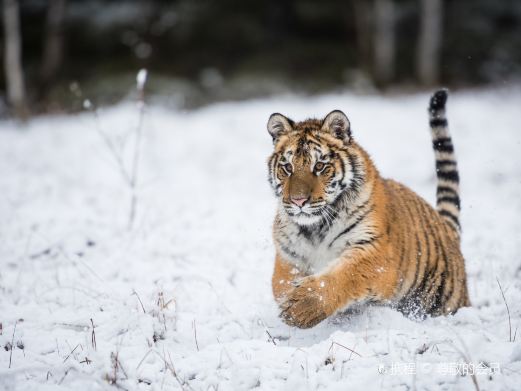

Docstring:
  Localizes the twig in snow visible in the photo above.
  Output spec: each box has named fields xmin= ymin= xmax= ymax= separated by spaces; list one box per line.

xmin=79 ymin=357 xmax=92 ymax=365
xmin=90 ymin=318 xmax=97 ymax=351
xmin=157 ymin=291 xmax=175 ymax=310
xmin=55 ymin=338 xmax=60 ymax=357
xmin=328 ymin=341 xmax=362 ymax=358
xmin=8 ymin=321 xmax=17 ymax=368
xmin=192 ymin=319 xmax=199 ymax=351
xmin=58 ymin=368 xmax=74 ymax=385
xmin=496 ymin=277 xmax=512 ymax=342
xmin=154 ymin=291 xmax=177 ymax=336
xmin=63 ymin=343 xmax=80 ymax=363
xmin=132 ymin=290 xmax=147 ymax=313
xmin=113 ymin=351 xmax=128 ymax=379
xmin=265 ymin=330 xmax=277 ymax=345
xmin=106 ymin=351 xmax=128 ymax=388
xmin=154 ymin=350 xmax=194 ymax=391
xmin=136 ymin=348 xmax=153 ymax=370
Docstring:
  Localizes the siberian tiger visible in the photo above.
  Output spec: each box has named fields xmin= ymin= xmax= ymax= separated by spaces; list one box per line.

xmin=267 ymin=89 xmax=470 ymax=328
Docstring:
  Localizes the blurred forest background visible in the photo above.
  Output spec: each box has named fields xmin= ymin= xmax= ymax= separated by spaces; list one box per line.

xmin=1 ymin=0 xmax=521 ymax=119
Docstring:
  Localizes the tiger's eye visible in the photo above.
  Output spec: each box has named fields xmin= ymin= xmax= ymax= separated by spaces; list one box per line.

xmin=315 ymin=162 xmax=325 ymax=171
xmin=284 ymin=163 xmax=293 ymax=173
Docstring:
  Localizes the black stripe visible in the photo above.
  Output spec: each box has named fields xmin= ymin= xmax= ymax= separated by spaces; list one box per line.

xmin=423 ymin=214 xmax=443 ymax=310
xmin=437 ymin=195 xmax=461 ymax=210
xmin=432 ymin=138 xmax=454 ymax=153
xmin=439 ymin=237 xmax=454 ymax=305
xmin=433 ymin=144 xmax=454 ymax=153
xmin=278 ymin=243 xmax=300 ymax=259
xmin=395 ymin=198 xmax=412 ymax=293
xmin=397 ymin=197 xmax=419 ymax=297
xmin=352 ymin=234 xmax=381 ymax=247
xmin=429 ymin=220 xmax=449 ymax=313
xmin=429 ymin=90 xmax=448 ymax=111
xmin=396 ymin=234 xmax=407 ymax=293
xmin=433 ymin=136 xmax=452 ymax=143
xmin=404 ymin=233 xmax=422 ymax=301
xmin=430 ymin=118 xmax=448 ymax=127
xmin=306 ymin=138 xmax=323 ymax=150
xmin=345 ymin=198 xmax=371 ymax=221
xmin=415 ymin=202 xmax=430 ymax=298
xmin=430 ymin=269 xmax=447 ymax=314
xmin=335 ymin=152 xmax=348 ymax=192
xmin=444 ymin=230 xmax=459 ymax=311
xmin=436 ymin=170 xmax=459 ymax=183
xmin=422 ymin=205 xmax=446 ymax=314
xmin=406 ymin=214 xmax=431 ymax=312
xmin=328 ymin=204 xmax=374 ymax=248
xmin=439 ymin=210 xmax=460 ymax=228
xmin=346 ymin=152 xmax=363 ymax=195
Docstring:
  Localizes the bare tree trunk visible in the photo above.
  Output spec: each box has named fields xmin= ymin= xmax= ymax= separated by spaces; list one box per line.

xmin=372 ymin=0 xmax=395 ymax=87
xmin=3 ymin=0 xmax=28 ymax=120
xmin=417 ymin=0 xmax=443 ymax=86
xmin=352 ymin=0 xmax=373 ymax=75
xmin=40 ymin=0 xmax=66 ymax=98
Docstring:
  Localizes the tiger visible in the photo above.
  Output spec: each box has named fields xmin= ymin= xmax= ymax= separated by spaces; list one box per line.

xmin=266 ymin=89 xmax=470 ymax=329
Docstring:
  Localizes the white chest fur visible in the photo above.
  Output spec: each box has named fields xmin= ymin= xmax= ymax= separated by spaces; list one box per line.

xmin=274 ymin=207 xmax=374 ymax=274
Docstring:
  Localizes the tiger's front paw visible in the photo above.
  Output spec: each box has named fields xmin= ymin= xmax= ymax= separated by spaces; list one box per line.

xmin=279 ymin=276 xmax=329 ymax=328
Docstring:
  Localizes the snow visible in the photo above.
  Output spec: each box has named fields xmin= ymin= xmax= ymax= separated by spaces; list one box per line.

xmin=1 ymin=88 xmax=521 ymax=390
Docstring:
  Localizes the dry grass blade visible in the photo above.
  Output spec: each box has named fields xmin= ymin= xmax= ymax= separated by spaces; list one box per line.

xmin=132 ymin=290 xmax=147 ymax=313
xmin=63 ymin=343 xmax=80 ymax=363
xmin=329 ymin=341 xmax=362 ymax=358
xmin=265 ymin=330 xmax=277 ymax=345
xmin=90 ymin=318 xmax=97 ymax=350
xmin=154 ymin=350 xmax=194 ymax=391
xmin=496 ymin=277 xmax=512 ymax=342
xmin=192 ymin=319 xmax=200 ymax=351
xmin=8 ymin=321 xmax=17 ymax=368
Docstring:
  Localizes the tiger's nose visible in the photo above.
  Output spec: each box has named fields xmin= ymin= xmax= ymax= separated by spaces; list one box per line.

xmin=291 ymin=196 xmax=308 ymax=207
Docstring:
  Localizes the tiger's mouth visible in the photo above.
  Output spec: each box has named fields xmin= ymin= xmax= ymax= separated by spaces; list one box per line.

xmin=283 ymin=203 xmax=330 ymax=226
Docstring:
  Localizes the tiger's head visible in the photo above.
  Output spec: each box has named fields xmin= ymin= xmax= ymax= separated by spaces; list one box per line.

xmin=267 ymin=110 xmax=364 ymax=226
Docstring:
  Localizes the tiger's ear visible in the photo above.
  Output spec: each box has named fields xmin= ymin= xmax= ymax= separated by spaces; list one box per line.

xmin=267 ymin=113 xmax=294 ymax=142
xmin=321 ymin=110 xmax=351 ymax=143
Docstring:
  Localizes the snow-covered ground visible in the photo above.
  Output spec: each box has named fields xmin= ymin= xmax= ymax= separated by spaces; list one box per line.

xmin=1 ymin=88 xmax=520 ymax=390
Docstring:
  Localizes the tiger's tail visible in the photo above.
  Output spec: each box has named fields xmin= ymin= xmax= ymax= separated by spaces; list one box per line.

xmin=429 ymin=89 xmax=461 ymax=233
